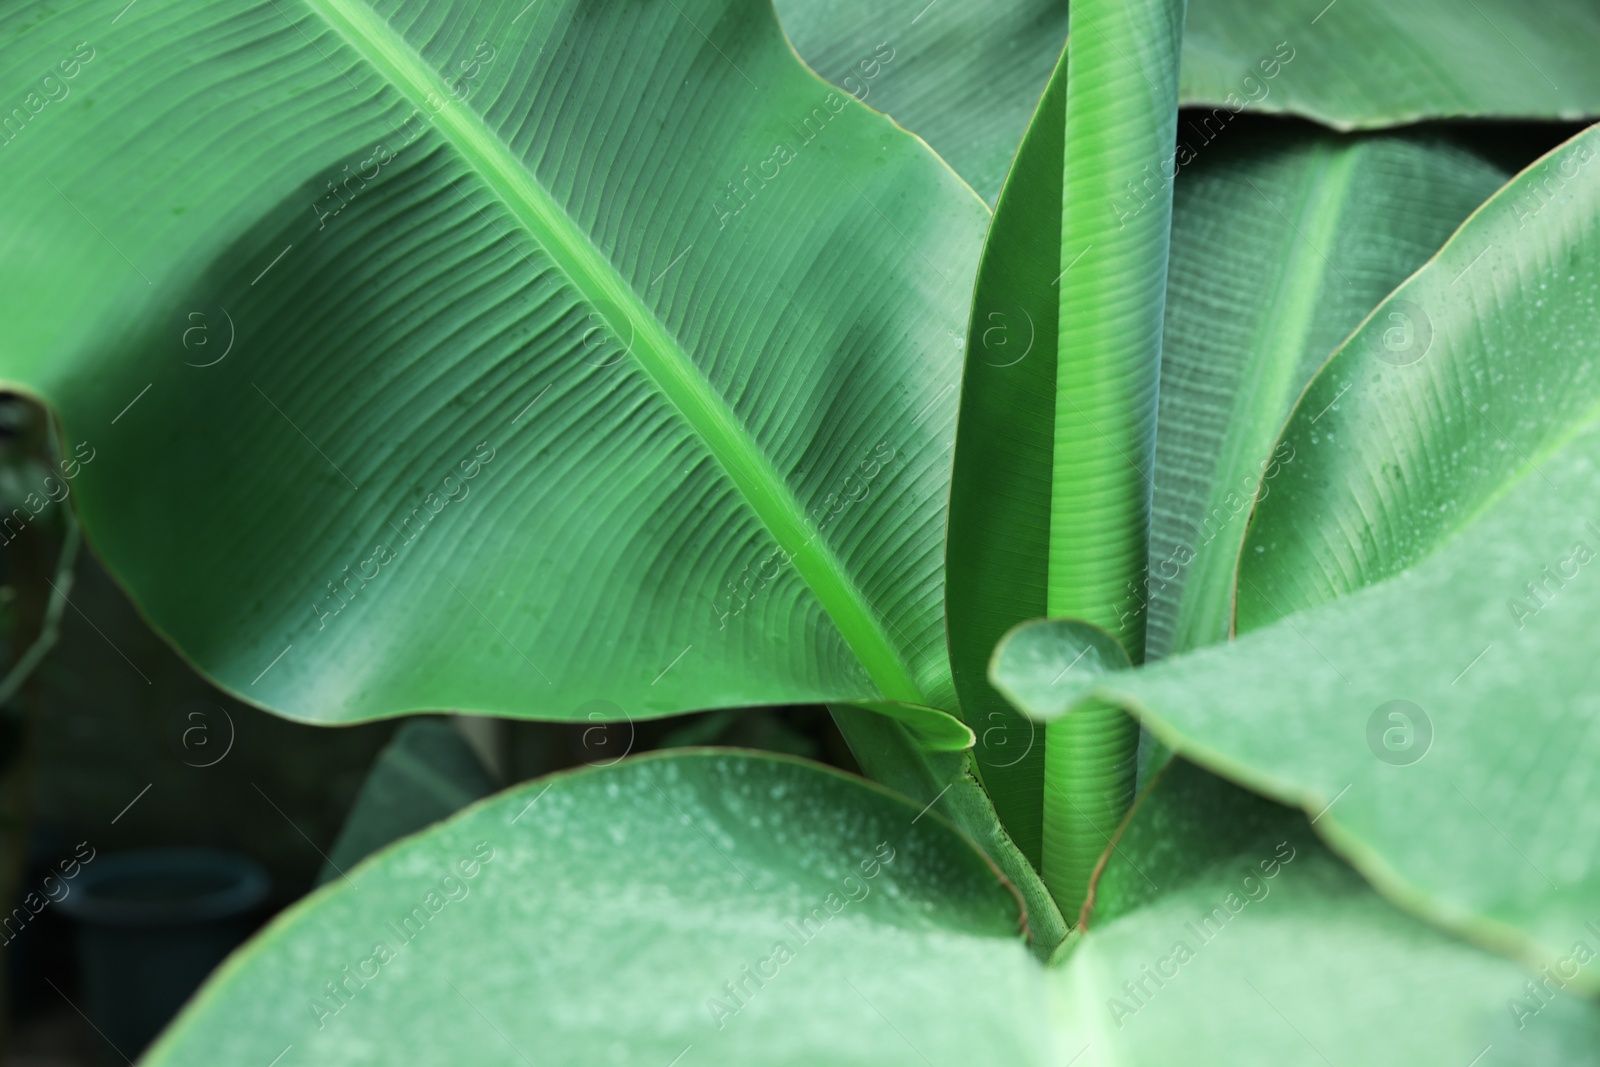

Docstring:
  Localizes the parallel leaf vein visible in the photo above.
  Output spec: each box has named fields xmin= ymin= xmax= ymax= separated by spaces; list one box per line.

xmin=301 ymin=0 xmax=924 ymax=702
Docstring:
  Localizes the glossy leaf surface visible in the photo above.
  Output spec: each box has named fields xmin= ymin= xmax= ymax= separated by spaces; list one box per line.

xmin=0 ymin=0 xmax=985 ymax=724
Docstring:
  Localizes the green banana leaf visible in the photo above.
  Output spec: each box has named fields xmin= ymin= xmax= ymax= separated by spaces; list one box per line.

xmin=946 ymin=0 xmax=1186 ymax=916
xmin=1147 ymin=126 xmax=1506 ymax=660
xmin=774 ymin=0 xmax=1069 ymax=204
xmin=947 ymin=66 xmax=1505 ymax=870
xmin=145 ymin=751 xmax=1054 ymax=1065
xmin=944 ymin=40 xmax=1067 ymax=870
xmin=1046 ymin=0 xmax=1185 ymax=917
xmin=0 ymin=0 xmax=986 ymax=724
xmin=993 ymin=124 xmax=1600 ymax=986
xmin=1054 ymin=759 xmax=1600 ymax=1066
xmin=145 ymin=745 xmax=1598 ymax=1064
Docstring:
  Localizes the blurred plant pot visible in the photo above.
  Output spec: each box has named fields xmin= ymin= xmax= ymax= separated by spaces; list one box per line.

xmin=57 ymin=848 xmax=269 ymax=1059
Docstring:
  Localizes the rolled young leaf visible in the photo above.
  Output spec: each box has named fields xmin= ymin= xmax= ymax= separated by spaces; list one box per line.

xmin=1039 ymin=0 xmax=1185 ymax=916
xmin=987 ymin=123 xmax=1509 ymax=928
xmin=947 ymin=44 xmax=1068 ymax=871
xmin=950 ymin=106 xmax=1505 ymax=865
xmin=947 ymin=0 xmax=1186 ymax=913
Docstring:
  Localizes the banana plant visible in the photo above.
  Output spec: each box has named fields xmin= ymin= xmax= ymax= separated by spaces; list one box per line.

xmin=994 ymin=121 xmax=1600 ymax=984
xmin=4 ymin=0 xmax=1600 ymax=1062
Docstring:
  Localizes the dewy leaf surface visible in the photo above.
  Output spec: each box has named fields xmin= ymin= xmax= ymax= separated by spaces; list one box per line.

xmin=1056 ymin=760 xmax=1600 ymax=1067
xmin=995 ymin=126 xmax=1600 ymax=982
xmin=0 ymin=0 xmax=987 ymax=723
xmin=144 ymin=751 xmax=1054 ymax=1065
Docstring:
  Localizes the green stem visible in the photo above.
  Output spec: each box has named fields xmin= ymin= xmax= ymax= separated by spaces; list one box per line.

xmin=829 ymin=704 xmax=1069 ymax=957
xmin=1042 ymin=699 xmax=1140 ymax=921
xmin=1041 ymin=0 xmax=1185 ymax=917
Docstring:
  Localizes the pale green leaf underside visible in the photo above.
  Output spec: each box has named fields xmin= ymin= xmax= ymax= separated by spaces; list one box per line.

xmin=145 ymin=752 xmax=1052 ymax=1065
xmin=0 ymin=0 xmax=986 ymax=723
xmin=1059 ymin=761 xmax=1600 ymax=1067
xmin=989 ymin=618 xmax=1130 ymax=718
xmin=997 ymin=126 xmax=1600 ymax=984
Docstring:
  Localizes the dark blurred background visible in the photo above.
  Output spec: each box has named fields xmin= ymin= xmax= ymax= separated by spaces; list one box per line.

xmin=0 ymin=394 xmax=854 ymax=1065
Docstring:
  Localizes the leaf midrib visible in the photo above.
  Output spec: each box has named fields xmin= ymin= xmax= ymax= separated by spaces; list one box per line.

xmin=302 ymin=0 xmax=924 ymax=703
